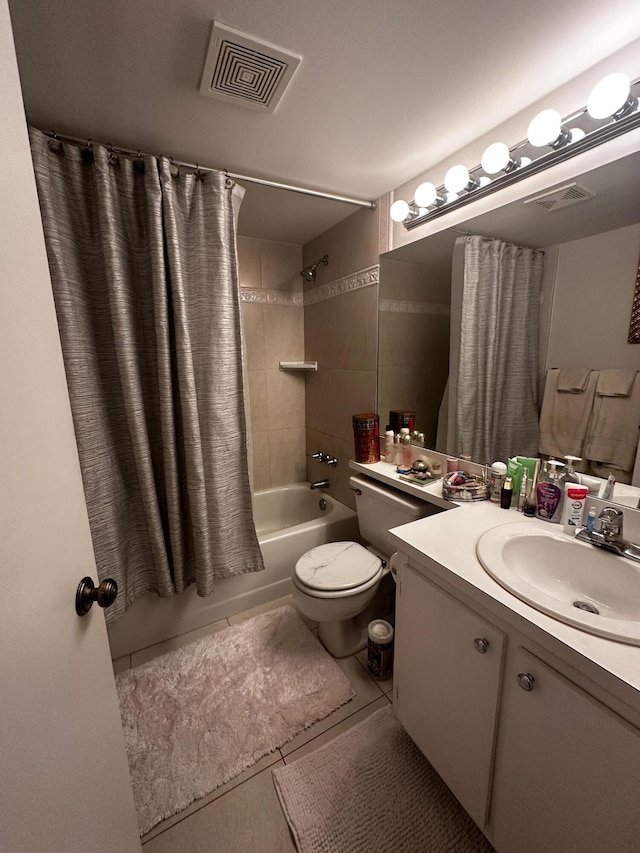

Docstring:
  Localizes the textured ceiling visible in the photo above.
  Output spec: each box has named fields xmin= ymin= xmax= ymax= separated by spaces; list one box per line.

xmin=8 ymin=0 xmax=640 ymax=244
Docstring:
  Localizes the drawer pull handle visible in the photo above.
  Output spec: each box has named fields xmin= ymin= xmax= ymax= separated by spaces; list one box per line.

xmin=517 ymin=673 xmax=535 ymax=692
xmin=473 ymin=638 xmax=489 ymax=654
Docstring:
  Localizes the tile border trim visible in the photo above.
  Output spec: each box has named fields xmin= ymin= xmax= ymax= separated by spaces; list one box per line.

xmin=304 ymin=265 xmax=380 ymax=305
xmin=240 ymin=289 xmax=303 ymax=306
xmin=379 ymin=298 xmax=450 ymax=315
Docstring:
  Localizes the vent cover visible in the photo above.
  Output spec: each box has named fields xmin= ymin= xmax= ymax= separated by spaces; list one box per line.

xmin=524 ymin=182 xmax=596 ymax=213
xmin=199 ymin=21 xmax=301 ymax=113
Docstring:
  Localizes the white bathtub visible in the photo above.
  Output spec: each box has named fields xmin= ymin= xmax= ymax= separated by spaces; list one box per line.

xmin=107 ymin=483 xmax=358 ymax=661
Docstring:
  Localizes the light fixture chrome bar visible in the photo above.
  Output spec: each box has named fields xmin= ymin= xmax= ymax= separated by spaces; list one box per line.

xmin=404 ymin=107 xmax=640 ymax=231
xmin=42 ymin=131 xmax=377 ymax=211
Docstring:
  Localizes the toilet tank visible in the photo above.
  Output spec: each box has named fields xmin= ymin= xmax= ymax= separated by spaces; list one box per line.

xmin=349 ymin=474 xmax=440 ymax=556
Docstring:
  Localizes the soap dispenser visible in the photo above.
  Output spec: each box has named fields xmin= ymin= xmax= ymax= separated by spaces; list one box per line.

xmin=561 ymin=456 xmax=581 ymax=485
xmin=536 ymin=459 xmax=563 ymax=523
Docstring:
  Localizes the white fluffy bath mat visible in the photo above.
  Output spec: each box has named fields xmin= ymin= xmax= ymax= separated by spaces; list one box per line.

xmin=273 ymin=705 xmax=495 ymax=853
xmin=116 ymin=605 xmax=354 ymax=836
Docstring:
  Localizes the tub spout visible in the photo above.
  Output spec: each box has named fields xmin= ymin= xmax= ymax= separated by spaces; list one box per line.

xmin=310 ymin=479 xmax=330 ymax=490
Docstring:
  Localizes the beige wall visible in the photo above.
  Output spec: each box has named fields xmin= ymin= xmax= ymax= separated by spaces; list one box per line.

xmin=544 ymin=223 xmax=640 ymax=371
xmin=238 ymin=236 xmax=306 ymax=490
xmin=303 ymin=202 xmax=386 ymax=509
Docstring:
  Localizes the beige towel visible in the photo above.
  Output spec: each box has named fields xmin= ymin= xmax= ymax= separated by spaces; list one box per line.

xmin=596 ymin=368 xmax=638 ymax=397
xmin=539 ymin=369 xmax=597 ymax=458
xmin=584 ymin=372 xmax=640 ymax=472
xmin=556 ymin=367 xmax=591 ymax=392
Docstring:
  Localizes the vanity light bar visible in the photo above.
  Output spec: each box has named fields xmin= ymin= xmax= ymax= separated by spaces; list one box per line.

xmin=392 ymin=74 xmax=640 ymax=231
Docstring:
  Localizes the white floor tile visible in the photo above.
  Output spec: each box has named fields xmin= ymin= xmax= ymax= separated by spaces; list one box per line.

xmin=141 ymin=750 xmax=282 ymax=844
xmin=142 ymin=763 xmax=296 ymax=852
xmin=227 ymin=594 xmax=294 ymax=625
xmin=112 ymin=654 xmax=130 ymax=675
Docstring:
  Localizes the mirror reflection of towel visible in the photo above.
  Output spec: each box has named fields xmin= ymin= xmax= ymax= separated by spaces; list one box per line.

xmin=595 ymin=368 xmax=637 ymax=397
xmin=539 ymin=369 xmax=597 ymax=457
xmin=556 ymin=368 xmax=591 ymax=393
xmin=584 ymin=372 xmax=640 ymax=472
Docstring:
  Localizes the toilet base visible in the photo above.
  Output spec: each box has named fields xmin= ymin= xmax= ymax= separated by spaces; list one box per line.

xmin=317 ymin=575 xmax=395 ymax=658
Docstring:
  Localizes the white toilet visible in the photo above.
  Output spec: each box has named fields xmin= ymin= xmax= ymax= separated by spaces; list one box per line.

xmin=292 ymin=474 xmax=438 ymax=657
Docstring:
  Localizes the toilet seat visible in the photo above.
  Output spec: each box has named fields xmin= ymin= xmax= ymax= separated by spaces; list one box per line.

xmin=294 ymin=541 xmax=382 ymax=598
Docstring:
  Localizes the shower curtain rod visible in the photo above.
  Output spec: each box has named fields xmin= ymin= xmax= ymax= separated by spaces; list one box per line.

xmin=43 ymin=131 xmax=377 ymax=210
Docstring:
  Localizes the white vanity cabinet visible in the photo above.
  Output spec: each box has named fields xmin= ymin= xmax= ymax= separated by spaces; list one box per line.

xmin=394 ymin=562 xmax=505 ymax=828
xmin=491 ymin=647 xmax=640 ymax=853
xmin=394 ymin=558 xmax=640 ymax=853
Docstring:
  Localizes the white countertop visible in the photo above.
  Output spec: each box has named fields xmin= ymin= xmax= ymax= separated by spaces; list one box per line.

xmin=349 ymin=459 xmax=640 ymax=706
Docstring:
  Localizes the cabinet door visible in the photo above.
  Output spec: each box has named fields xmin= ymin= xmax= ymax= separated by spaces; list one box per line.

xmin=492 ymin=648 xmax=640 ymax=853
xmin=394 ymin=563 xmax=505 ymax=827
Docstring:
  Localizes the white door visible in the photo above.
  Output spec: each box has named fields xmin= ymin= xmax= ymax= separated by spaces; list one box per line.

xmin=0 ymin=3 xmax=141 ymax=850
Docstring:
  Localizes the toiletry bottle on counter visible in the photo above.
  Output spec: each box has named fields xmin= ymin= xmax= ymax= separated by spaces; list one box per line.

xmin=384 ymin=429 xmax=394 ymax=463
xmin=393 ymin=434 xmax=403 ymax=466
xmin=490 ymin=462 xmax=507 ymax=503
xmin=536 ymin=460 xmax=563 ymax=523
xmin=401 ymin=431 xmax=412 ymax=467
xmin=562 ymin=484 xmax=589 ymax=535
xmin=586 ymin=506 xmax=596 ymax=532
xmin=500 ymin=476 xmax=513 ymax=509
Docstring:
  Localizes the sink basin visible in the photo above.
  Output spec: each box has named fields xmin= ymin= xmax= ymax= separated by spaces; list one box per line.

xmin=476 ymin=522 xmax=640 ymax=644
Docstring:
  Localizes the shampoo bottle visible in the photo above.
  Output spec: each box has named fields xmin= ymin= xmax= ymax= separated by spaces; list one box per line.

xmin=536 ymin=460 xmax=563 ymax=523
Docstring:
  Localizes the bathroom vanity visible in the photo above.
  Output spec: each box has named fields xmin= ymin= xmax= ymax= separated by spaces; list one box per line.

xmin=350 ymin=460 xmax=640 ymax=853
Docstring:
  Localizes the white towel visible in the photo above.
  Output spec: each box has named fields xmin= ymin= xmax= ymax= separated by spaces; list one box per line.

xmin=584 ymin=372 xmax=640 ymax=472
xmin=556 ymin=367 xmax=591 ymax=393
xmin=596 ymin=368 xmax=638 ymax=397
xmin=539 ymin=369 xmax=598 ymax=458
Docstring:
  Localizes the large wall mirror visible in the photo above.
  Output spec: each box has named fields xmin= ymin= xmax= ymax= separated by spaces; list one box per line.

xmin=378 ymin=144 xmax=640 ymax=509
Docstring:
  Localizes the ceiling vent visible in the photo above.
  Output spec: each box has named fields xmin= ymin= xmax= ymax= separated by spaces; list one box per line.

xmin=523 ymin=182 xmax=596 ymax=213
xmin=199 ymin=21 xmax=301 ymax=113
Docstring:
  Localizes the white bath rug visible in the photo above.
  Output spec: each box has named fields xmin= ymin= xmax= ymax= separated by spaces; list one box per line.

xmin=116 ymin=605 xmax=354 ymax=836
xmin=273 ymin=705 xmax=495 ymax=853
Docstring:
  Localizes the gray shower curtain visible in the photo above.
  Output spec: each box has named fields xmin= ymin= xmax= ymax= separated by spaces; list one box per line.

xmin=456 ymin=235 xmax=543 ymax=465
xmin=29 ymin=128 xmax=263 ymax=623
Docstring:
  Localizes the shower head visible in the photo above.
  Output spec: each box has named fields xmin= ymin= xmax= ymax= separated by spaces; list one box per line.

xmin=300 ymin=254 xmax=329 ymax=283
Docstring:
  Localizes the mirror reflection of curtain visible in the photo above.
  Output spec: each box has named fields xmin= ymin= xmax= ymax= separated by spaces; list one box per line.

xmin=455 ymin=235 xmax=543 ymax=464
xmin=29 ymin=128 xmax=263 ymax=623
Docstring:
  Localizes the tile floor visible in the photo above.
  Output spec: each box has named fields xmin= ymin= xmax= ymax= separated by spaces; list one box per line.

xmin=113 ymin=594 xmax=394 ymax=852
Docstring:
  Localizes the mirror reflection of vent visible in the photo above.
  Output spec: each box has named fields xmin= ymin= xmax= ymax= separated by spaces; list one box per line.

xmin=199 ymin=21 xmax=301 ymax=113
xmin=524 ymin=182 xmax=596 ymax=213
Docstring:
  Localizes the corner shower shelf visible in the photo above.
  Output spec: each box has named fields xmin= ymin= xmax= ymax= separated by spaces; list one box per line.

xmin=278 ymin=361 xmax=318 ymax=371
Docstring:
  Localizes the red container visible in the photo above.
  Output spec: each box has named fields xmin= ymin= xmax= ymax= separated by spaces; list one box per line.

xmin=389 ymin=410 xmax=415 ymax=434
xmin=352 ymin=413 xmax=380 ymax=464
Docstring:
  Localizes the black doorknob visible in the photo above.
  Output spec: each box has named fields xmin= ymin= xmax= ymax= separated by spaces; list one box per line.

xmin=75 ymin=576 xmax=118 ymax=616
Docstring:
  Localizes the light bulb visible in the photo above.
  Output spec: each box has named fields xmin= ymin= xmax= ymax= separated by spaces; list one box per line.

xmin=481 ymin=142 xmax=511 ymax=174
xmin=569 ymin=127 xmax=586 ymax=143
xmin=520 ymin=156 xmax=532 ymax=167
xmin=444 ymin=165 xmax=473 ymax=194
xmin=445 ymin=191 xmax=459 ymax=203
xmin=390 ymin=199 xmax=410 ymax=222
xmin=478 ymin=176 xmax=491 ymax=188
xmin=587 ymin=73 xmax=633 ymax=119
xmin=414 ymin=182 xmax=438 ymax=207
xmin=527 ymin=109 xmax=563 ymax=147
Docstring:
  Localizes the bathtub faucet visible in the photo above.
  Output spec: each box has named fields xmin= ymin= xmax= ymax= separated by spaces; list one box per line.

xmin=310 ymin=479 xmax=330 ymax=490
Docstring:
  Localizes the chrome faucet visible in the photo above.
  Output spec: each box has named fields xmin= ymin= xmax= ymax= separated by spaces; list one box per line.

xmin=576 ymin=506 xmax=640 ymax=563
xmin=599 ymin=507 xmax=624 ymax=542
xmin=310 ymin=479 xmax=330 ymax=490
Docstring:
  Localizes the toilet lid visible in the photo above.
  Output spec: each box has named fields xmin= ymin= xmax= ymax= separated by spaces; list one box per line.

xmin=294 ymin=542 xmax=382 ymax=592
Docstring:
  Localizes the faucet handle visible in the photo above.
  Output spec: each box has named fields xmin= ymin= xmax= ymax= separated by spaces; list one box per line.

xmin=599 ymin=506 xmax=623 ymax=539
